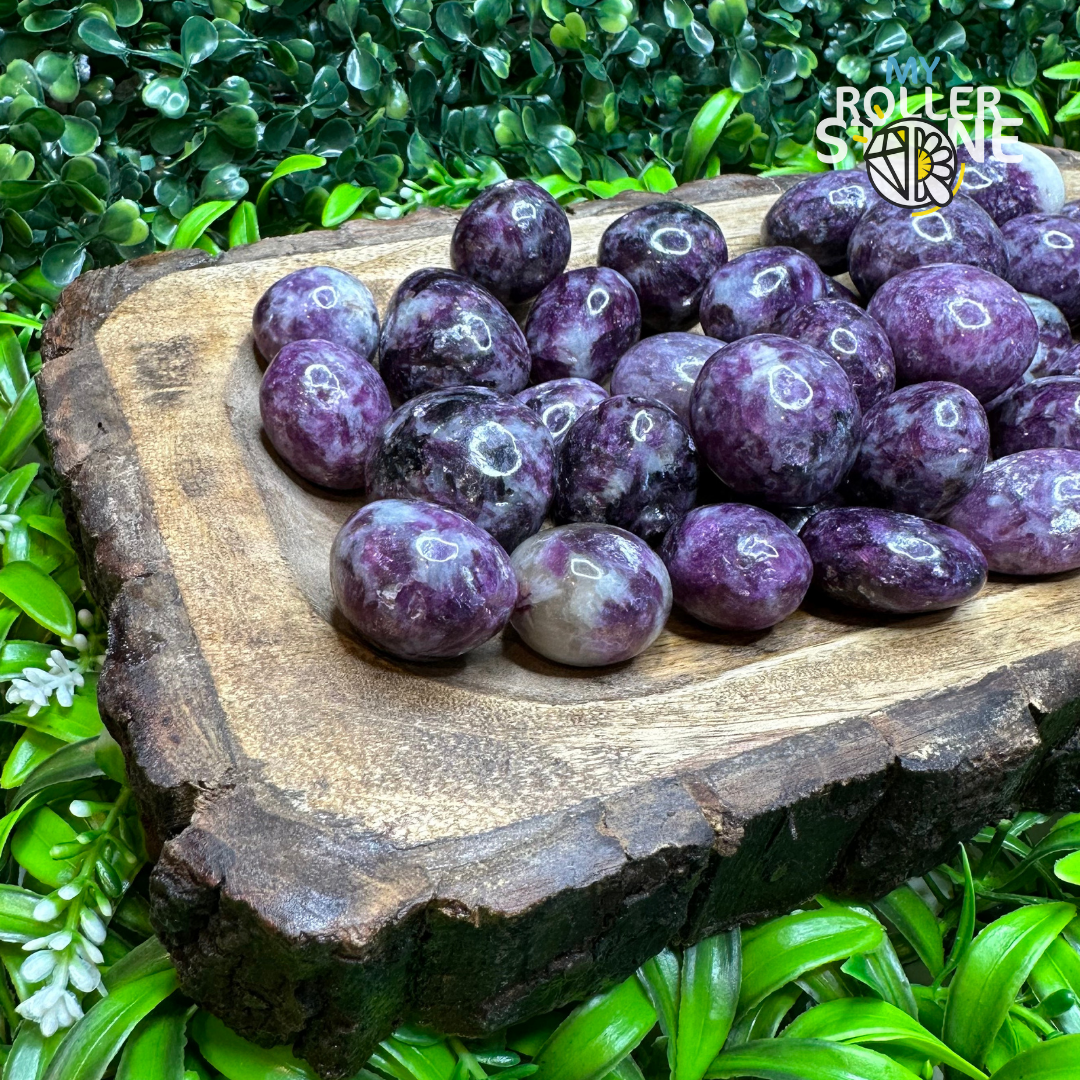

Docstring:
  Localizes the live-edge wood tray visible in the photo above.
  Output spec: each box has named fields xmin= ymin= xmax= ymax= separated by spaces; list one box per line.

xmin=38 ymin=155 xmax=1080 ymax=1078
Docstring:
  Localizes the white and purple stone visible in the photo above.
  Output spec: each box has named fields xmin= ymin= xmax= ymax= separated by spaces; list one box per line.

xmin=379 ymin=269 xmax=530 ymax=402
xmin=944 ymin=448 xmax=1080 ymax=575
xmin=525 ymin=267 xmax=641 ymax=383
xmin=330 ymin=499 xmax=518 ymax=661
xmin=515 ymin=378 xmax=608 ymax=448
xmin=510 ymin=523 xmax=672 ymax=666
xmin=867 ymin=263 xmax=1038 ymax=404
xmin=689 ymin=334 xmax=861 ymax=506
xmin=847 ymin=195 xmax=1008 ymax=298
xmin=555 ymin=395 xmax=698 ymax=544
xmin=955 ymin=141 xmax=1065 ymax=225
xmin=846 ymin=382 xmax=989 ymax=519
xmin=1061 ymin=200 xmax=1080 ymax=223
xmin=801 ymin=507 xmax=988 ymax=614
xmin=609 ymin=332 xmax=722 ymax=428
xmin=1021 ymin=294 xmax=1075 ymax=380
xmin=780 ymin=298 xmax=896 ymax=411
xmin=252 ymin=266 xmax=379 ymax=363
xmin=259 ymin=339 xmax=392 ymax=490
xmin=699 ymin=246 xmax=827 ymax=342
xmin=1001 ymin=213 xmax=1080 ymax=324
xmin=990 ymin=377 xmax=1080 ymax=456
xmin=660 ymin=503 xmax=812 ymax=630
xmin=598 ymin=201 xmax=728 ymax=332
xmin=365 ymin=386 xmax=555 ymax=552
xmin=824 ymin=277 xmax=863 ymax=305
xmin=450 ymin=179 xmax=572 ymax=305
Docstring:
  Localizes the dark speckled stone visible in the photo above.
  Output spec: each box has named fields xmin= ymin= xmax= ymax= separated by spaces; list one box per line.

xmin=801 ymin=507 xmax=987 ymax=613
xmin=365 ymin=386 xmax=555 ymax=551
xmin=990 ymin=377 xmax=1080 ymax=456
xmin=955 ymin=141 xmax=1065 ymax=225
xmin=330 ymin=499 xmax=517 ymax=661
xmin=515 ymin=378 xmax=608 ymax=447
xmin=609 ymin=332 xmax=721 ymax=427
xmin=1001 ymin=214 xmax=1080 ymax=324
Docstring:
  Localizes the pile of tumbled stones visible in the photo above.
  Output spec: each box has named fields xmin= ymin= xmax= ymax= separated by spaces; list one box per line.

xmin=252 ymin=139 xmax=1080 ymax=667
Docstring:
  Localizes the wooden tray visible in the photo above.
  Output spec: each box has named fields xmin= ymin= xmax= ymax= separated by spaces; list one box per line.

xmin=39 ymin=156 xmax=1080 ymax=1078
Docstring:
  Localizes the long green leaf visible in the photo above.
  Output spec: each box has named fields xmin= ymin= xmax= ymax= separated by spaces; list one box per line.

xmin=988 ymin=1034 xmax=1080 ymax=1079
xmin=169 ymin=201 xmax=236 ymax=251
xmin=373 ymin=1037 xmax=455 ymax=1080
xmin=255 ymin=155 xmax=325 ymax=214
xmin=681 ymin=89 xmax=741 ymax=182
xmin=999 ymin=822 xmax=1080 ymax=887
xmin=996 ymin=88 xmax=1051 ymax=137
xmin=227 ymin=202 xmax=260 ymax=248
xmin=3 ymin=1023 xmax=65 ymax=1080
xmin=675 ymin=930 xmax=740 ymax=1080
xmin=0 ymin=382 xmax=43 ymax=471
xmin=190 ymin=1010 xmax=318 ymax=1080
xmin=116 ymin=1001 xmax=191 ymax=1080
xmin=705 ymin=1037 xmax=919 ymax=1079
xmin=637 ymin=949 xmax=679 ymax=1075
xmin=1028 ymin=937 xmax=1080 ymax=1034
xmin=874 ymin=885 xmax=944 ymax=978
xmin=1057 ymin=851 xmax=1080 ymax=885
xmin=0 ymin=561 xmax=75 ymax=637
xmin=725 ymin=986 xmax=802 ymax=1047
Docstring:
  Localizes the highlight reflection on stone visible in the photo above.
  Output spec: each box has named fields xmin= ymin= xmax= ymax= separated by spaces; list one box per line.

xmin=515 ymin=378 xmax=608 ymax=448
xmin=609 ymin=332 xmax=721 ymax=427
xmin=956 ymin=141 xmax=1065 ymax=225
xmin=1001 ymin=213 xmax=1080 ymax=324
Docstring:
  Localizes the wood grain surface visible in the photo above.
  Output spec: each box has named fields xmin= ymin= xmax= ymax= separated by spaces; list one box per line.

xmin=38 ymin=155 xmax=1080 ymax=1078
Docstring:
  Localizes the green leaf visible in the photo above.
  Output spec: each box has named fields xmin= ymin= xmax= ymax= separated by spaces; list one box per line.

xmin=1045 ymin=62 xmax=1080 ymax=80
xmin=1 ymin=729 xmax=65 ymax=789
xmin=675 ymin=930 xmax=739 ymax=1080
xmin=1057 ymin=851 xmax=1080 ymax=885
xmin=13 ymin=734 xmax=110 ymax=810
xmin=76 ymin=17 xmax=128 ymax=56
xmin=143 ymin=78 xmax=190 ymax=120
xmin=4 ymin=1022 xmax=65 ymax=1080
xmin=664 ymin=0 xmax=693 ymax=28
xmin=0 ymin=560 xmax=75 ymax=636
xmin=637 ymin=949 xmax=679 ymax=1059
xmin=0 ymin=314 xmax=42 ymax=333
xmin=346 ymin=48 xmax=381 ymax=91
xmin=0 ymin=328 xmax=32 ymax=407
xmin=117 ymin=1001 xmax=191 ymax=1080
xmin=996 ymin=88 xmax=1051 ymax=137
xmin=999 ymin=821 xmax=1080 ymax=886
xmin=706 ymin=1038 xmax=922 ymax=1080
xmin=11 ymin=806 xmax=78 ymax=886
xmin=227 ymin=202 xmax=259 ymax=247
xmin=169 ymin=201 xmax=236 ymax=251
xmin=1029 ymin=937 xmax=1080 ymax=1034
xmin=181 ymin=17 xmax=218 ymax=66
xmin=0 ymin=883 xmax=52 ymax=942
xmin=190 ymin=1010 xmax=317 ymax=1079
xmin=59 ymin=117 xmax=99 ymax=157
xmin=256 ymin=154 xmax=325 ymax=214
xmin=371 ymin=1037 xmax=455 ymax=1080
xmin=6 ymin=690 xmax=104 ymax=746
xmin=0 ymin=381 xmax=43 ymax=469
xmin=729 ymin=51 xmax=761 ymax=94
xmin=321 ymin=183 xmax=371 ymax=227
xmin=988 ymin=1034 xmax=1080 ymax=1080
xmin=681 ymin=89 xmax=741 ymax=182
xmin=40 ymin=243 xmax=86 ymax=289
xmin=1055 ymin=92 xmax=1080 ymax=124
xmin=874 ymin=885 xmax=944 ymax=978
xmin=99 ymin=199 xmax=145 ymax=244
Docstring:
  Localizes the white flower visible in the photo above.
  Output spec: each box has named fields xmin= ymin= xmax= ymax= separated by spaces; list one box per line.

xmin=15 ymin=982 xmax=84 ymax=1037
xmin=78 ymin=908 xmax=106 ymax=945
xmin=67 ymin=955 xmax=101 ymax=994
xmin=6 ymin=651 xmax=84 ymax=716
xmin=32 ymin=898 xmax=60 ymax=923
xmin=77 ymin=609 xmax=93 ymax=630
xmin=0 ymin=505 xmax=19 ymax=535
xmin=19 ymin=949 xmax=56 ymax=984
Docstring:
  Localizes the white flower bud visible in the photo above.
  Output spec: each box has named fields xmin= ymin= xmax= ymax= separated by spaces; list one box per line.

xmin=19 ymin=948 xmax=56 ymax=984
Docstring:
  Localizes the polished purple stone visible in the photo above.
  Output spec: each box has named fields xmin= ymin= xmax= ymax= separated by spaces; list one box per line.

xmin=689 ymin=334 xmax=861 ymax=505
xmin=660 ymin=503 xmax=812 ymax=630
xmin=955 ymin=141 xmax=1065 ymax=225
xmin=330 ymin=499 xmax=517 ymax=661
xmin=515 ymin=378 xmax=608 ymax=448
xmin=259 ymin=339 xmax=391 ymax=490
xmin=525 ymin=267 xmax=641 ymax=383
xmin=766 ymin=492 xmax=848 ymax=536
xmin=609 ymin=332 xmax=721 ymax=427
xmin=823 ymin=277 xmax=863 ymax=305
xmin=1061 ymin=200 xmax=1080 ymax=223
xmin=510 ymin=523 xmax=672 ymax=666
xmin=252 ymin=266 xmax=379 ymax=363
xmin=699 ymin=246 xmax=827 ymax=342
xmin=1022 ymin=294 xmax=1075 ymax=379
xmin=867 ymin=264 xmax=1038 ymax=403
xmin=598 ymin=201 xmax=728 ymax=332
xmin=990 ymin=377 xmax=1080 ymax=456
xmin=450 ymin=179 xmax=571 ymax=305
xmin=944 ymin=448 xmax=1080 ymax=574
xmin=847 ymin=382 xmax=989 ymax=519
xmin=781 ymin=298 xmax=896 ymax=411
xmin=379 ymin=269 xmax=530 ymax=402
xmin=555 ymin=395 xmax=698 ymax=544
xmin=365 ymin=387 xmax=555 ymax=551
xmin=762 ymin=170 xmax=882 ymax=271
xmin=801 ymin=507 xmax=988 ymax=614
xmin=847 ymin=195 xmax=1007 ymax=298
xmin=1001 ymin=214 xmax=1080 ymax=324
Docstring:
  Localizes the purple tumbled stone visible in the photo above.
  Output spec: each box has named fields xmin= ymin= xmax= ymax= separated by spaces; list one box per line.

xmin=780 ymin=298 xmax=896 ymax=411
xmin=944 ymin=448 xmax=1080 ymax=574
xmin=660 ymin=503 xmax=812 ymax=630
xmin=1060 ymin=200 xmax=1080 ymax=223
xmin=847 ymin=195 xmax=1007 ymax=298
xmin=365 ymin=387 xmax=555 ymax=551
xmin=1001 ymin=214 xmax=1080 ymax=324
xmin=823 ymin=277 xmax=863 ymax=305
xmin=259 ymin=339 xmax=392 ymax=490
xmin=515 ymin=378 xmax=608 ymax=448
xmin=379 ymin=269 xmax=530 ymax=402
xmin=955 ymin=141 xmax=1065 ymax=225
xmin=525 ymin=267 xmax=641 ymax=383
xmin=555 ymin=395 xmax=698 ymax=544
xmin=868 ymin=264 xmax=1038 ymax=404
xmin=252 ymin=266 xmax=379 ymax=363
xmin=847 ymin=382 xmax=989 ymax=519
xmin=801 ymin=507 xmax=988 ymax=613
xmin=990 ymin=377 xmax=1080 ymax=456
xmin=766 ymin=492 xmax=848 ymax=536
xmin=450 ymin=179 xmax=571 ymax=305
xmin=689 ymin=334 xmax=861 ymax=506
xmin=331 ymin=499 xmax=517 ymax=661
xmin=699 ymin=246 xmax=827 ymax=342
xmin=510 ymin=523 xmax=672 ymax=666
xmin=1021 ymin=295 xmax=1075 ymax=379
xmin=598 ymin=201 xmax=728 ymax=332
xmin=762 ymin=170 xmax=883 ymax=271
xmin=609 ymin=332 xmax=721 ymax=428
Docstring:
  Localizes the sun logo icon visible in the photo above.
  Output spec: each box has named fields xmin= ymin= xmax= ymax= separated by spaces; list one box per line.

xmin=864 ymin=119 xmax=958 ymax=210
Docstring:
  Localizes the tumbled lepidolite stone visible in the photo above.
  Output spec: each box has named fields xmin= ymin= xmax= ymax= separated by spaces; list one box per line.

xmin=689 ymin=334 xmax=861 ymax=505
xmin=259 ymin=339 xmax=391 ymax=490
xmin=1001 ymin=213 xmax=1080 ymax=324
xmin=598 ymin=201 xmax=728 ymax=332
xmin=761 ymin=170 xmax=882 ymax=271
xmin=660 ymin=503 xmax=812 ymax=630
xmin=609 ymin=332 xmax=721 ymax=428
xmin=823 ymin=277 xmax=862 ymax=305
xmin=1021 ymin=294 xmax=1075 ymax=380
xmin=365 ymin=387 xmax=555 ymax=551
xmin=955 ymin=141 xmax=1065 ymax=225
xmin=1061 ymin=200 xmax=1080 ymax=222
xmin=253 ymin=266 xmax=379 ymax=363
xmin=990 ymin=377 xmax=1080 ymax=456
xmin=510 ymin=523 xmax=672 ymax=666
xmin=944 ymin=448 xmax=1080 ymax=574
xmin=868 ymin=264 xmax=1038 ymax=403
xmin=781 ymin=298 xmax=895 ymax=411
xmin=847 ymin=195 xmax=1007 ymax=297
xmin=450 ymin=179 xmax=571 ymax=305
xmin=699 ymin=246 xmax=827 ymax=342
xmin=801 ymin=507 xmax=988 ymax=613
xmin=379 ymin=269 xmax=530 ymax=402
xmin=555 ymin=395 xmax=698 ymax=544
xmin=515 ymin=378 xmax=608 ymax=448
xmin=331 ymin=499 xmax=517 ymax=661
xmin=846 ymin=382 xmax=989 ymax=519
xmin=525 ymin=267 xmax=641 ymax=383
